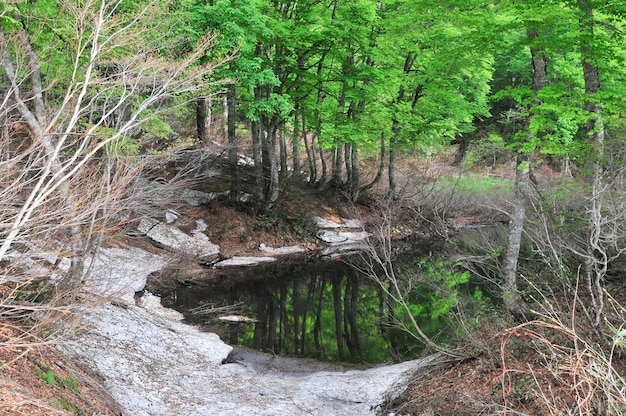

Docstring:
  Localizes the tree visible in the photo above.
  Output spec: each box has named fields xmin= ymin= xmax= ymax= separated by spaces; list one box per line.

xmin=499 ymin=2 xmax=556 ymax=319
xmin=572 ymin=0 xmax=626 ymax=330
xmin=179 ymin=0 xmax=266 ymax=205
xmin=376 ymin=0 xmax=493 ymax=195
xmin=0 ymin=0 xmax=226 ymax=284
xmin=488 ymin=0 xmax=575 ymax=320
xmin=491 ymin=0 xmax=626 ymax=323
xmin=348 ymin=198 xmax=465 ymax=359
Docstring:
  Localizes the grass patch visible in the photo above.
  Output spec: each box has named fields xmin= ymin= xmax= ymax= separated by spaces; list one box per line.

xmin=435 ymin=175 xmax=512 ymax=195
xmin=35 ymin=363 xmax=80 ymax=393
xmin=52 ymin=397 xmax=85 ymax=415
xmin=35 ymin=364 xmax=56 ymax=386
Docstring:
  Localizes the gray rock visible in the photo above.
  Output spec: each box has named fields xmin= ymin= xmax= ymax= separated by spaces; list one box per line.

xmin=215 ymin=256 xmax=276 ymax=267
xmin=138 ymin=218 xmax=220 ymax=261
xmin=313 ymin=216 xmax=344 ymax=229
xmin=181 ymin=189 xmax=221 ymax=206
xmin=320 ymin=243 xmax=368 ymax=258
xmin=341 ymin=218 xmax=365 ymax=229
xmin=317 ymin=230 xmax=370 ymax=244
xmin=313 ymin=216 xmax=364 ymax=230
xmin=81 ymin=247 xmax=167 ymax=304
xmin=259 ymin=243 xmax=307 ymax=254
xmin=165 ymin=210 xmax=179 ymax=223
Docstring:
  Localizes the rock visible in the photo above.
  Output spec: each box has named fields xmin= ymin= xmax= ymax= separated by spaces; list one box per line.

xmin=320 ymin=243 xmax=368 ymax=258
xmin=341 ymin=218 xmax=364 ymax=229
xmin=181 ymin=189 xmax=220 ymax=206
xmin=317 ymin=230 xmax=370 ymax=244
xmin=214 ymin=256 xmax=277 ymax=267
xmin=218 ymin=315 xmax=258 ymax=323
xmin=61 ymin=294 xmax=432 ymax=416
xmin=259 ymin=243 xmax=307 ymax=254
xmin=195 ymin=219 xmax=208 ymax=232
xmin=2 ymin=245 xmax=72 ymax=282
xmin=81 ymin=247 xmax=167 ymax=305
xmin=313 ymin=216 xmax=364 ymax=229
xmin=138 ymin=218 xmax=220 ymax=262
xmin=165 ymin=210 xmax=179 ymax=223
xmin=314 ymin=217 xmax=370 ymax=250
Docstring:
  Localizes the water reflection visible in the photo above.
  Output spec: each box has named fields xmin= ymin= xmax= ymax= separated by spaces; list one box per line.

xmin=156 ymin=254 xmax=458 ymax=364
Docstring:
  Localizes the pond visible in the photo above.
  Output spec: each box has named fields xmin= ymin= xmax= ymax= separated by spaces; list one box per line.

xmin=152 ymin=242 xmax=482 ymax=364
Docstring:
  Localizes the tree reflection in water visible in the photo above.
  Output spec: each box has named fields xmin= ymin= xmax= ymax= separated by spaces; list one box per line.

xmin=162 ymin=256 xmax=464 ymax=364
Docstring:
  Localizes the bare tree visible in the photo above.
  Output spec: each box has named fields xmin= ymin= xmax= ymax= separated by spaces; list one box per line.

xmin=0 ymin=0 xmax=228 ymax=282
xmin=0 ymin=0 xmax=231 ymax=362
xmin=349 ymin=198 xmax=464 ymax=359
xmin=577 ymin=0 xmax=609 ymax=330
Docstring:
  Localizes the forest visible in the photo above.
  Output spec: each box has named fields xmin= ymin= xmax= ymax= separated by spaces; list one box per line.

xmin=2 ymin=0 xmax=626 ymax=414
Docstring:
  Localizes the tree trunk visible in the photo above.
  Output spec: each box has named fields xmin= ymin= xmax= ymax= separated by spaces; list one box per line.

xmin=253 ymin=294 xmax=268 ymax=349
xmin=331 ymin=276 xmax=345 ymax=361
xmin=227 ymin=85 xmax=240 ymax=204
xmin=387 ymin=55 xmax=414 ymax=198
xmin=345 ymin=143 xmax=352 ymax=185
xmin=301 ymin=276 xmax=316 ymax=355
xmin=266 ymin=287 xmax=280 ymax=352
xmin=251 ymin=119 xmax=265 ymax=201
xmin=319 ymin=145 xmax=328 ymax=186
xmin=362 ymin=132 xmax=386 ymax=192
xmin=313 ymin=276 xmax=326 ymax=357
xmin=292 ymin=110 xmax=301 ymax=177
xmin=311 ymin=52 xmax=326 ymax=187
xmin=292 ymin=279 xmax=302 ymax=356
xmin=196 ymin=97 xmax=208 ymax=145
xmin=578 ymin=0 xmax=606 ymax=329
xmin=331 ymin=146 xmax=343 ymax=188
xmin=279 ymin=127 xmax=288 ymax=179
xmin=501 ymin=28 xmax=547 ymax=320
xmin=343 ymin=276 xmax=353 ymax=356
xmin=345 ymin=274 xmax=360 ymax=359
xmin=350 ymin=144 xmax=360 ymax=202
xmin=278 ymin=283 xmax=288 ymax=353
xmin=502 ymin=152 xmax=532 ymax=320
xmin=264 ymin=119 xmax=280 ymax=209
xmin=304 ymin=132 xmax=317 ymax=184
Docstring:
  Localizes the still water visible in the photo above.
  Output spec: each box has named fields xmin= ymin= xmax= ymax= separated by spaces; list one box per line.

xmin=153 ymin=247 xmax=474 ymax=364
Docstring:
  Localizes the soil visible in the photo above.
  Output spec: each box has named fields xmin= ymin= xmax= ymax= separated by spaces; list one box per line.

xmin=383 ymin=335 xmax=551 ymax=415
xmin=0 ymin=326 xmax=122 ymax=416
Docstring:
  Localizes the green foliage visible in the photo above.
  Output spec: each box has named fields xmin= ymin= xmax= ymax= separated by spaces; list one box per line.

xmin=0 ymin=4 xmax=19 ymax=26
xmin=34 ymin=364 xmax=80 ymax=394
xmin=35 ymin=364 xmax=56 ymax=386
xmin=246 ymin=93 xmax=294 ymax=122
xmin=435 ymin=175 xmax=513 ymax=196
xmin=62 ymin=375 xmax=79 ymax=393
xmin=138 ymin=110 xmax=176 ymax=141
xmin=52 ymin=397 xmax=84 ymax=416
xmin=108 ymin=137 xmax=141 ymax=157
xmin=464 ymin=133 xmax=511 ymax=169
xmin=403 ymin=258 xmax=472 ymax=320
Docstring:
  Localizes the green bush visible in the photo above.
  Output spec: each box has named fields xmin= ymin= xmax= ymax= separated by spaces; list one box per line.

xmin=464 ymin=133 xmax=512 ymax=169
